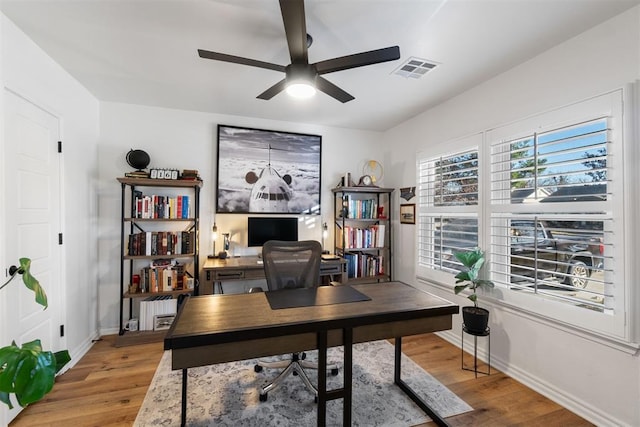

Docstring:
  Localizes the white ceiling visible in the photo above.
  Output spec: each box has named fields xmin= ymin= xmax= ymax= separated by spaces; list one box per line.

xmin=2 ymin=0 xmax=638 ymax=131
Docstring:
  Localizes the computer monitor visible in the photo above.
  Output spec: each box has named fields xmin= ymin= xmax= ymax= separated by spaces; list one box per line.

xmin=247 ymin=217 xmax=299 ymax=247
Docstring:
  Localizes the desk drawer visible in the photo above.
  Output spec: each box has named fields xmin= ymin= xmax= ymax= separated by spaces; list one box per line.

xmin=213 ymin=268 xmax=265 ymax=281
xmin=243 ymin=269 xmax=265 ymax=280
xmin=214 ymin=270 xmax=245 ymax=280
xmin=320 ymin=265 xmax=342 ymax=275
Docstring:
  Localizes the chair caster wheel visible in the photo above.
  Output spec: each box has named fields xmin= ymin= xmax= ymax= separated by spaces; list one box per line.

xmin=331 ymin=368 xmax=339 ymax=376
xmin=254 ymin=365 xmax=263 ymax=373
xmin=292 ymin=371 xmax=298 ymax=376
xmin=301 ymin=352 xmax=307 ymax=360
xmin=314 ymin=396 xmax=318 ymax=403
xmin=259 ymin=393 xmax=268 ymax=402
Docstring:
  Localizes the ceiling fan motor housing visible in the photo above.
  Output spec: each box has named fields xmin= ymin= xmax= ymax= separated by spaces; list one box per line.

xmin=286 ymin=63 xmax=317 ymax=85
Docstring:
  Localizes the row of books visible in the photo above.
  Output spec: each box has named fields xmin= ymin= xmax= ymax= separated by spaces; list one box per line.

xmin=344 ymin=252 xmax=385 ymax=279
xmin=128 ymin=230 xmax=194 ymax=256
xmin=129 ymin=259 xmax=187 ymax=294
xmin=132 ymin=193 xmax=191 ymax=219
xmin=139 ymin=296 xmax=177 ymax=331
xmin=338 ymin=224 xmax=386 ymax=249
xmin=342 ymin=196 xmax=379 ymax=219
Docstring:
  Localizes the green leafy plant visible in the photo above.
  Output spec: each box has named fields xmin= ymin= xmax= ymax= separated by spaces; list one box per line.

xmin=0 ymin=258 xmax=71 ymax=409
xmin=453 ymin=248 xmax=495 ymax=307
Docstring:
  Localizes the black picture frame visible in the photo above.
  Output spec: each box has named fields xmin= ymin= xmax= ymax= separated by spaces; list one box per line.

xmin=400 ymin=204 xmax=416 ymax=224
xmin=216 ymin=124 xmax=322 ymax=214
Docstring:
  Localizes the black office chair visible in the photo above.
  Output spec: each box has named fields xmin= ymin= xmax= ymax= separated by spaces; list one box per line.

xmin=253 ymin=239 xmax=340 ymax=402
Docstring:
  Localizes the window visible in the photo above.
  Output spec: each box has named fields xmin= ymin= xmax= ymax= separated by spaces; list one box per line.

xmin=417 ymin=135 xmax=481 ymax=282
xmin=417 ymin=90 xmax=627 ymax=340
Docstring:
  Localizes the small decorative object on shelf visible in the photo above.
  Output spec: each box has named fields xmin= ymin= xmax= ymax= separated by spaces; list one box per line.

xmin=126 ymin=149 xmax=150 ymax=171
xmin=357 ymin=174 xmax=374 ymax=186
xmin=341 ymin=172 xmax=353 ymax=187
xmin=150 ymin=168 xmax=180 ymax=180
xmin=181 ymin=169 xmax=201 ymax=180
xmin=125 ymin=170 xmax=150 ymax=178
xmin=362 ymin=160 xmax=384 ymax=185
xmin=124 ymin=148 xmax=151 ymax=178
xmin=153 ymin=314 xmax=176 ymax=331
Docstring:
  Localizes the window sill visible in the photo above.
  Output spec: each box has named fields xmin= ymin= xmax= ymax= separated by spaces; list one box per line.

xmin=416 ymin=275 xmax=640 ymax=355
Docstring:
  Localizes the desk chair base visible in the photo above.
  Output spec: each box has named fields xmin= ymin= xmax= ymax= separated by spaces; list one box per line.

xmin=255 ymin=353 xmax=339 ymax=402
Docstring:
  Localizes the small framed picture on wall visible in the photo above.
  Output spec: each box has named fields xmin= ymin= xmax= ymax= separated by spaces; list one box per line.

xmin=400 ymin=204 xmax=415 ymax=224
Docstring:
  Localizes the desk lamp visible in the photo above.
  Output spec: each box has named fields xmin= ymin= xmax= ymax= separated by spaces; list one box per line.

xmin=322 ymin=222 xmax=329 ymax=254
xmin=208 ymin=222 xmax=218 ymax=259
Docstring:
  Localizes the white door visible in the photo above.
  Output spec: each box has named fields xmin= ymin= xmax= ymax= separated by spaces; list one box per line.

xmin=2 ymin=90 xmax=63 ymax=423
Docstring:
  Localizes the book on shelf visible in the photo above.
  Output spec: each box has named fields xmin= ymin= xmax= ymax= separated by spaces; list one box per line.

xmin=342 ymin=195 xmax=379 ymax=219
xmin=139 ymin=295 xmax=177 ymax=331
xmin=132 ymin=193 xmax=191 ymax=219
xmin=343 ymin=252 xmax=384 ymax=279
xmin=129 ymin=259 xmax=185 ymax=294
xmin=127 ymin=230 xmax=195 ymax=256
xmin=339 ymin=224 xmax=386 ymax=249
xmin=181 ymin=169 xmax=200 ymax=180
xmin=124 ymin=171 xmax=150 ymax=178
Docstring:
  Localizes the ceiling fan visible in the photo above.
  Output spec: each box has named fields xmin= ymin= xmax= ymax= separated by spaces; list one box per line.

xmin=197 ymin=0 xmax=401 ymax=103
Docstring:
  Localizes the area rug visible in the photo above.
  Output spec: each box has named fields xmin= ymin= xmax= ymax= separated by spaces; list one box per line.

xmin=135 ymin=340 xmax=472 ymax=426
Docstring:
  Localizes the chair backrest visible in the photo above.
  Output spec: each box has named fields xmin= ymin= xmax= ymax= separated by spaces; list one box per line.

xmin=262 ymin=240 xmax=322 ymax=291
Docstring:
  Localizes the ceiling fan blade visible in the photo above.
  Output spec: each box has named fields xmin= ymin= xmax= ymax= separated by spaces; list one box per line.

xmin=279 ymin=0 xmax=308 ymax=64
xmin=316 ymin=76 xmax=355 ymax=103
xmin=314 ymin=46 xmax=400 ymax=75
xmin=198 ymin=49 xmax=285 ymax=73
xmin=257 ymin=79 xmax=288 ymax=100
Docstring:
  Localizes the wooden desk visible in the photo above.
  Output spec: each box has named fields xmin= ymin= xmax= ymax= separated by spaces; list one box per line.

xmin=165 ymin=281 xmax=459 ymax=426
xmin=201 ymin=255 xmax=347 ymax=294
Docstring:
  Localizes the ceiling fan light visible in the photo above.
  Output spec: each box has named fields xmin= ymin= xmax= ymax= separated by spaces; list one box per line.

xmin=286 ymin=81 xmax=316 ymax=99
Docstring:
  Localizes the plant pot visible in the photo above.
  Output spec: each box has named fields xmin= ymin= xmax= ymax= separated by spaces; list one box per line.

xmin=462 ymin=306 xmax=489 ymax=335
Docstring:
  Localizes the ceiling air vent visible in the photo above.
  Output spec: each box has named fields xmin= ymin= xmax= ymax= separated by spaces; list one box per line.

xmin=393 ymin=57 xmax=438 ymax=79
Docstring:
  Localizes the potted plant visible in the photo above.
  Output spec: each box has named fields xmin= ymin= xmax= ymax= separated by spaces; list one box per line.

xmin=453 ymin=248 xmax=494 ymax=334
xmin=0 ymin=258 xmax=70 ymax=409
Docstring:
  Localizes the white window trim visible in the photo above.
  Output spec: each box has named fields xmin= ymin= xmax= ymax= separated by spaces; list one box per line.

xmin=415 ymin=87 xmax=638 ymax=345
xmin=416 ymin=133 xmax=483 ymax=284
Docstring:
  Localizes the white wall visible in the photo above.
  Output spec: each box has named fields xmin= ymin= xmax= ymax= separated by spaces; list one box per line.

xmin=383 ymin=7 xmax=640 ymax=426
xmin=98 ymin=101 xmax=383 ymax=330
xmin=0 ymin=12 xmax=100 ymax=423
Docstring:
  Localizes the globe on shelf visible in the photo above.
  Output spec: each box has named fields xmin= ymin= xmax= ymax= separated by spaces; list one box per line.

xmin=126 ymin=149 xmax=150 ymax=171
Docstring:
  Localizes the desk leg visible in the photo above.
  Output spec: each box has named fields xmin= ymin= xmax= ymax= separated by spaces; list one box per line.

xmin=342 ymin=328 xmax=353 ymax=426
xmin=181 ymin=368 xmax=187 ymax=427
xmin=394 ymin=337 xmax=449 ymax=427
xmin=316 ymin=328 xmax=353 ymax=427
xmin=317 ymin=331 xmax=327 ymax=427
xmin=214 ymin=281 xmax=225 ymax=294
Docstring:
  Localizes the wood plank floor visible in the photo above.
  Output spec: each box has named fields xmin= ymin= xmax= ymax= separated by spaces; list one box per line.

xmin=9 ymin=333 xmax=593 ymax=427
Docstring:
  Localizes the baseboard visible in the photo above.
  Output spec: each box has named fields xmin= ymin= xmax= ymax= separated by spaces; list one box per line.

xmin=435 ymin=330 xmax=629 ymax=426
xmin=100 ymin=327 xmax=120 ymax=337
xmin=60 ymin=330 xmax=101 ymax=374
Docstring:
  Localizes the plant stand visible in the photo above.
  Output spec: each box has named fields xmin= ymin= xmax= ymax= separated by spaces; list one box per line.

xmin=461 ymin=325 xmax=490 ymax=378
